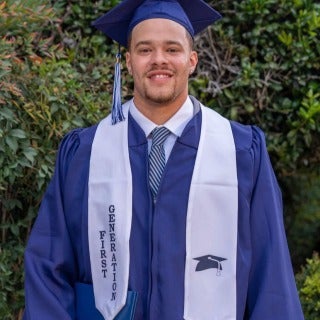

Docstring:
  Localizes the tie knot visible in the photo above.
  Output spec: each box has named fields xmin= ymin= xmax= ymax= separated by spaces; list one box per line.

xmin=151 ymin=127 xmax=171 ymax=146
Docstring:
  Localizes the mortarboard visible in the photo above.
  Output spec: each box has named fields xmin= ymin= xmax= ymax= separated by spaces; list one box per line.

xmin=92 ymin=0 xmax=221 ymax=48
xmin=194 ymin=255 xmax=227 ymax=275
xmin=92 ymin=0 xmax=222 ymax=124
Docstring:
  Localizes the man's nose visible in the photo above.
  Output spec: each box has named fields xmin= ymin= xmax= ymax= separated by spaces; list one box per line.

xmin=150 ymin=49 xmax=169 ymax=65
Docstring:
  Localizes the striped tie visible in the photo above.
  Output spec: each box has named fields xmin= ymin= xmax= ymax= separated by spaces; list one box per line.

xmin=149 ymin=126 xmax=171 ymax=199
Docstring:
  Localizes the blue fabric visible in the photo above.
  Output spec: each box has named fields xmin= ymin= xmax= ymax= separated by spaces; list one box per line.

xmin=75 ymin=283 xmax=137 ymax=320
xmin=92 ymin=0 xmax=221 ymax=47
xmin=23 ymin=98 xmax=304 ymax=319
xmin=230 ymin=121 xmax=304 ymax=318
xmin=128 ymin=111 xmax=200 ymax=319
xmin=128 ymin=0 xmax=194 ymax=38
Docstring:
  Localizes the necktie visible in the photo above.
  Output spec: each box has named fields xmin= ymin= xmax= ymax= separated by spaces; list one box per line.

xmin=149 ymin=126 xmax=171 ymax=199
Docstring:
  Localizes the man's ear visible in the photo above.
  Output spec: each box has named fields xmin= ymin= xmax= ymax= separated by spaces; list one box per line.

xmin=126 ymin=52 xmax=132 ymax=75
xmin=190 ymin=51 xmax=198 ymax=73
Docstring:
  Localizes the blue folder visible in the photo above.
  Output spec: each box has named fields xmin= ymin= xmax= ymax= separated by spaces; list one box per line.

xmin=75 ymin=283 xmax=138 ymax=320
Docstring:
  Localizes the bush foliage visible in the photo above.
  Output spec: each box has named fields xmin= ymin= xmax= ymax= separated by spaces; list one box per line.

xmin=0 ymin=0 xmax=319 ymax=318
xmin=296 ymin=253 xmax=320 ymax=319
xmin=194 ymin=0 xmax=320 ymax=176
xmin=0 ymin=0 xmax=117 ymax=318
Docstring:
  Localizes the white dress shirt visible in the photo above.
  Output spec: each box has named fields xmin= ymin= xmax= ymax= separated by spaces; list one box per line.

xmin=129 ymin=96 xmax=194 ymax=161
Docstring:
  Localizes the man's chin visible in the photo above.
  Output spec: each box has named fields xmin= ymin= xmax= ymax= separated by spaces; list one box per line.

xmin=145 ymin=92 xmax=176 ymax=105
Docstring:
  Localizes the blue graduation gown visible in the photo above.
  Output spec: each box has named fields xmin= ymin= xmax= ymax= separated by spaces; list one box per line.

xmin=23 ymin=104 xmax=304 ymax=319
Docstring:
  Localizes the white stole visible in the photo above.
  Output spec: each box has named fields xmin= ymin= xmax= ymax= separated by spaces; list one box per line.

xmin=88 ymin=101 xmax=132 ymax=319
xmin=184 ymin=106 xmax=238 ymax=320
xmin=88 ymin=101 xmax=238 ymax=320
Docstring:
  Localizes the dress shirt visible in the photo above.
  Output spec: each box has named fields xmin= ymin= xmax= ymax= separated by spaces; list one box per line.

xmin=129 ymin=96 xmax=194 ymax=161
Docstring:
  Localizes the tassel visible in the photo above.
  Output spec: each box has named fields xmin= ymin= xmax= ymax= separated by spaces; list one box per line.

xmin=111 ymin=50 xmax=125 ymax=125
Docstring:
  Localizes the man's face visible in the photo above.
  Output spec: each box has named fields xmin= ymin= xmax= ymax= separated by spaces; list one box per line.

xmin=126 ymin=18 xmax=198 ymax=111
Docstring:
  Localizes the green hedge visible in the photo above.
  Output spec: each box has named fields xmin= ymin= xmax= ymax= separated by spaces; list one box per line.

xmin=193 ymin=0 xmax=320 ymax=176
xmin=296 ymin=253 xmax=320 ymax=319
xmin=1 ymin=0 xmax=319 ymax=318
xmin=0 ymin=1 xmax=118 ymax=318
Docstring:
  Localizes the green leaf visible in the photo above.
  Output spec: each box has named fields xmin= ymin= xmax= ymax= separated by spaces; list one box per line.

xmin=0 ymin=107 xmax=15 ymax=121
xmin=22 ymin=147 xmax=38 ymax=163
xmin=10 ymin=225 xmax=19 ymax=237
xmin=5 ymin=136 xmax=18 ymax=153
xmin=9 ymin=129 xmax=26 ymax=139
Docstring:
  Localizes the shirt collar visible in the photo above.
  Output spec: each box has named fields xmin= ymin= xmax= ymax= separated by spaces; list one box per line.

xmin=129 ymin=96 xmax=194 ymax=138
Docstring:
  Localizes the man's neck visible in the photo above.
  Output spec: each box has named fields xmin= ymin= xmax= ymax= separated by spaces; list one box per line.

xmin=133 ymin=95 xmax=189 ymax=125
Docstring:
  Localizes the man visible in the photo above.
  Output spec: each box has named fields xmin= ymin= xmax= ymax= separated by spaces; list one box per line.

xmin=23 ymin=0 xmax=304 ymax=319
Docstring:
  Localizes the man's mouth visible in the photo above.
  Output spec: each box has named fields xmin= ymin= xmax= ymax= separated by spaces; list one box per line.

xmin=152 ymin=74 xmax=170 ymax=79
xmin=147 ymin=70 xmax=173 ymax=80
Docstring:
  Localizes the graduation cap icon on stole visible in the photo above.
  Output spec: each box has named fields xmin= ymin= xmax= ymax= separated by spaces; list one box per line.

xmin=92 ymin=0 xmax=222 ymax=124
xmin=194 ymin=255 xmax=227 ymax=276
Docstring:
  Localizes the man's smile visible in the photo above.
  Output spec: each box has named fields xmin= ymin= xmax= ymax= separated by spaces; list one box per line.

xmin=147 ymin=69 xmax=173 ymax=77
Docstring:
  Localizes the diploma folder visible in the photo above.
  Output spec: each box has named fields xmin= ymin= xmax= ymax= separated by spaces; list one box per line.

xmin=75 ymin=283 xmax=137 ymax=320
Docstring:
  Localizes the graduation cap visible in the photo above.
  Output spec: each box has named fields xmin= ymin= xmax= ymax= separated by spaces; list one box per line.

xmin=92 ymin=0 xmax=222 ymax=124
xmin=194 ymin=255 xmax=227 ymax=275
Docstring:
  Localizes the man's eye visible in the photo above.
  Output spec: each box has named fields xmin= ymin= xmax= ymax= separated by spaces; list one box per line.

xmin=139 ymin=48 xmax=151 ymax=53
xmin=168 ymin=48 xmax=179 ymax=53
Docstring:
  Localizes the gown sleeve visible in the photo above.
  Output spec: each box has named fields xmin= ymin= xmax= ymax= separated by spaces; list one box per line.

xmin=246 ymin=126 xmax=304 ymax=319
xmin=23 ymin=129 xmax=83 ymax=320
